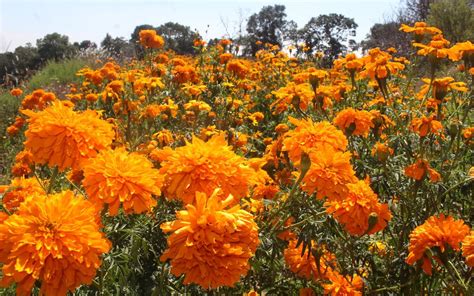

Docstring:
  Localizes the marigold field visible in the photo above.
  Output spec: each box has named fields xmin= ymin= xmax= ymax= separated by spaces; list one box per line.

xmin=0 ymin=23 xmax=473 ymax=295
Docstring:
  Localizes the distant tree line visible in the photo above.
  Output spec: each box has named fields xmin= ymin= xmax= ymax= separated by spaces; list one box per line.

xmin=1 ymin=1 xmax=472 ymax=85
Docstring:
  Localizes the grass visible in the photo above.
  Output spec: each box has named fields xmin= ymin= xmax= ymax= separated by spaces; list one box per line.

xmin=27 ymin=58 xmax=90 ymax=90
xmin=0 ymin=90 xmax=21 ymax=183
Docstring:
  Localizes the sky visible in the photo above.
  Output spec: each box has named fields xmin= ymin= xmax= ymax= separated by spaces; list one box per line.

xmin=0 ymin=0 xmax=401 ymax=52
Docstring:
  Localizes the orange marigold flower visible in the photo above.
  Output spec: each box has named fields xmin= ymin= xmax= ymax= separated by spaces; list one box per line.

xmin=284 ymin=239 xmax=336 ymax=280
xmin=139 ymin=29 xmax=165 ymax=49
xmin=219 ymin=53 xmax=233 ymax=64
xmin=462 ymin=231 xmax=474 ymax=267
xmin=10 ymin=88 xmax=23 ymax=97
xmin=418 ymin=77 xmax=468 ymax=101
xmin=226 ymin=59 xmax=249 ymax=79
xmin=22 ymin=101 xmax=114 ymax=171
xmin=283 ymin=117 xmax=348 ymax=165
xmin=0 ymin=190 xmax=110 ymax=295
xmin=301 ymin=150 xmax=357 ymax=200
xmin=299 ymin=287 xmax=316 ymax=296
xmin=333 ymin=108 xmax=374 ymax=137
xmin=413 ymin=34 xmax=451 ymax=59
xmin=160 ymin=189 xmax=259 ymax=289
xmin=1 ymin=177 xmax=44 ymax=213
xmin=82 ymin=148 xmax=163 ymax=216
xmin=404 ymin=159 xmax=441 ymax=182
xmin=151 ymin=133 xmax=256 ymax=205
xmin=399 ymin=22 xmax=442 ymax=40
xmin=406 ymin=214 xmax=470 ymax=275
xmin=324 ymin=180 xmax=392 ymax=236
xmin=371 ymin=142 xmax=394 ymax=162
xmin=322 ymin=270 xmax=364 ymax=296
xmin=271 ymin=82 xmax=315 ymax=114
xmin=172 ymin=65 xmax=199 ymax=84
xmin=411 ymin=115 xmax=443 ymax=137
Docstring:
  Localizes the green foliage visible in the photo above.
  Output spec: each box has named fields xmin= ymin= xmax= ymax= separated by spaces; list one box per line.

xmin=157 ymin=22 xmax=200 ymax=55
xmin=101 ymin=34 xmax=134 ymax=59
xmin=27 ymin=58 xmax=89 ymax=90
xmin=427 ymin=0 xmax=474 ymax=42
xmin=299 ymin=14 xmax=358 ymax=64
xmin=362 ymin=22 xmax=412 ymax=54
xmin=245 ymin=5 xmax=290 ymax=55
xmin=36 ymin=33 xmax=77 ymax=62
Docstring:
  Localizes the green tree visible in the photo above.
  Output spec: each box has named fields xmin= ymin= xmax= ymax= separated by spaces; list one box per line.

xmin=36 ymin=33 xmax=76 ymax=62
xmin=101 ymin=34 xmax=133 ymax=58
xmin=13 ymin=44 xmax=41 ymax=77
xmin=361 ymin=22 xmax=412 ymax=55
xmin=299 ymin=14 xmax=358 ymax=64
xmin=427 ymin=0 xmax=474 ymax=42
xmin=245 ymin=5 xmax=290 ymax=55
xmin=156 ymin=22 xmax=200 ymax=55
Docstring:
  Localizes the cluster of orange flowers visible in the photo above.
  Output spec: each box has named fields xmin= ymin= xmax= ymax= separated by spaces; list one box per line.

xmin=0 ymin=22 xmax=472 ymax=295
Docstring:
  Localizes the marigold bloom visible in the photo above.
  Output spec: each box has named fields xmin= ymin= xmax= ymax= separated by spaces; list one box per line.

xmin=413 ymin=34 xmax=451 ymax=59
xmin=160 ymin=189 xmax=259 ymax=289
xmin=371 ymin=142 xmax=393 ymax=162
xmin=406 ymin=214 xmax=470 ymax=275
xmin=411 ymin=115 xmax=443 ymax=137
xmin=404 ymin=159 xmax=441 ymax=182
xmin=10 ymin=88 xmax=23 ymax=97
xmin=151 ymin=133 xmax=256 ymax=205
xmin=82 ymin=148 xmax=163 ymax=216
xmin=219 ymin=53 xmax=233 ymax=64
xmin=333 ymin=108 xmax=374 ymax=137
xmin=283 ymin=117 xmax=348 ymax=165
xmin=1 ymin=177 xmax=44 ymax=213
xmin=284 ymin=239 xmax=336 ymax=280
xmin=22 ymin=101 xmax=114 ymax=171
xmin=172 ymin=65 xmax=199 ymax=84
xmin=322 ymin=270 xmax=364 ymax=296
xmin=0 ymin=190 xmax=110 ymax=295
xmin=360 ymin=48 xmax=405 ymax=80
xmin=324 ymin=180 xmax=392 ymax=236
xmin=271 ymin=82 xmax=315 ymax=114
xmin=462 ymin=231 xmax=474 ymax=267
xmin=418 ymin=77 xmax=468 ymax=101
xmin=139 ymin=29 xmax=165 ymax=49
xmin=226 ymin=59 xmax=249 ymax=78
xmin=301 ymin=150 xmax=357 ymax=200
xmin=399 ymin=22 xmax=442 ymax=39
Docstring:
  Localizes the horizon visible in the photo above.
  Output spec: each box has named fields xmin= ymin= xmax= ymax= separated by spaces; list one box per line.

xmin=0 ymin=0 xmax=401 ymax=53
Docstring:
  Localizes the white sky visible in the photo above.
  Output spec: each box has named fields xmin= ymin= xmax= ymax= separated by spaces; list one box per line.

xmin=0 ymin=0 xmax=401 ymax=52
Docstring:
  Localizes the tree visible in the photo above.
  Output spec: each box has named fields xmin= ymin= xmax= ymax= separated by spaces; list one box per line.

xmin=245 ymin=5 xmax=290 ymax=55
xmin=402 ymin=0 xmax=434 ymax=21
xmin=75 ymin=40 xmax=97 ymax=51
xmin=13 ymin=44 xmax=41 ymax=77
xmin=299 ymin=14 xmax=357 ymax=64
xmin=156 ymin=22 xmax=200 ymax=55
xmin=361 ymin=22 xmax=412 ymax=55
xmin=427 ymin=0 xmax=474 ymax=43
xmin=36 ymin=33 xmax=76 ymax=62
xmin=101 ymin=34 xmax=133 ymax=58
